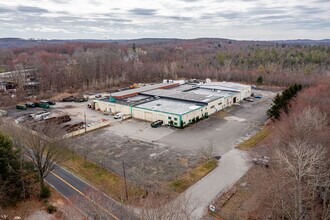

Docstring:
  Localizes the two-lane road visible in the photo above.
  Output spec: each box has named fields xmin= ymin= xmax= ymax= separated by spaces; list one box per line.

xmin=46 ymin=164 xmax=138 ymax=220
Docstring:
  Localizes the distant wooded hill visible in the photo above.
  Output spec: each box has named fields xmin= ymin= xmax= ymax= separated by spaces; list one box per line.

xmin=0 ymin=37 xmax=330 ymax=48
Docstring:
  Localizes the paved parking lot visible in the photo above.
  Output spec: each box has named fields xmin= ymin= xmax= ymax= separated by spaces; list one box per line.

xmin=7 ymin=89 xmax=276 ymax=182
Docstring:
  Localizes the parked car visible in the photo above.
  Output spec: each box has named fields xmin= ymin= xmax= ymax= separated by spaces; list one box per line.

xmin=35 ymin=102 xmax=50 ymax=109
xmin=243 ymin=97 xmax=254 ymax=102
xmin=74 ymin=96 xmax=88 ymax=102
xmin=62 ymin=96 xmax=75 ymax=102
xmin=41 ymin=100 xmax=56 ymax=105
xmin=16 ymin=104 xmax=27 ymax=110
xmin=214 ymin=155 xmax=221 ymax=160
xmin=95 ymin=94 xmax=102 ymax=98
xmin=114 ymin=113 xmax=123 ymax=119
xmin=253 ymin=156 xmax=270 ymax=167
xmin=29 ymin=111 xmax=50 ymax=120
xmin=151 ymin=120 xmax=163 ymax=128
xmin=25 ymin=102 xmax=36 ymax=108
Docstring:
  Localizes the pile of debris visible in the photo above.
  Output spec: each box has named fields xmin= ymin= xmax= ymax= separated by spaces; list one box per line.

xmin=63 ymin=122 xmax=85 ymax=132
xmin=45 ymin=115 xmax=71 ymax=125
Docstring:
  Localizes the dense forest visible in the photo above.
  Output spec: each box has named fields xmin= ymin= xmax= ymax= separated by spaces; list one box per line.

xmin=0 ymin=39 xmax=329 ymax=100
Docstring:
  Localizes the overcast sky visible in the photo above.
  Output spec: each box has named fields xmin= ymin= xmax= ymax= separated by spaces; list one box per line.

xmin=0 ymin=0 xmax=329 ymax=40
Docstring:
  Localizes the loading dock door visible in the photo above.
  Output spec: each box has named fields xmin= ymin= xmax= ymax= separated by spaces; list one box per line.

xmin=145 ymin=112 xmax=153 ymax=121
xmin=132 ymin=109 xmax=143 ymax=119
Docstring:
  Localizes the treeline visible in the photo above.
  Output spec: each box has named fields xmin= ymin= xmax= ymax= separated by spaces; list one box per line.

xmin=252 ymin=77 xmax=330 ymax=219
xmin=0 ymin=133 xmax=35 ymax=207
xmin=0 ymin=40 xmax=329 ymax=98
xmin=267 ymin=84 xmax=302 ymax=119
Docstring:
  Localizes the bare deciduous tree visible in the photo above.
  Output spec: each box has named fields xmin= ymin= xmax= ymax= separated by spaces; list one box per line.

xmin=82 ymin=147 xmax=93 ymax=165
xmin=198 ymin=141 xmax=215 ymax=162
xmin=251 ymin=102 xmax=330 ymax=219
xmin=1 ymin=121 xmax=68 ymax=191
xmin=61 ymin=201 xmax=85 ymax=220
xmin=24 ymin=127 xmax=68 ymax=190
xmin=272 ymin=140 xmax=328 ymax=220
xmin=138 ymin=189 xmax=198 ymax=220
xmin=69 ymin=189 xmax=136 ymax=220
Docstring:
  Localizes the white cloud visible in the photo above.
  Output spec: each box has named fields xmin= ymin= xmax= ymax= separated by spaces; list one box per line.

xmin=0 ymin=0 xmax=329 ymax=40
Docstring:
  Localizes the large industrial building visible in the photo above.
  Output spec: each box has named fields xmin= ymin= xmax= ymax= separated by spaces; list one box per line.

xmin=93 ymin=81 xmax=251 ymax=128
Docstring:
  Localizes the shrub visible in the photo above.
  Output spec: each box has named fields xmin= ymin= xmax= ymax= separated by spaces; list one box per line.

xmin=40 ymin=186 xmax=51 ymax=199
xmin=257 ymin=75 xmax=263 ymax=84
xmin=46 ymin=204 xmax=57 ymax=214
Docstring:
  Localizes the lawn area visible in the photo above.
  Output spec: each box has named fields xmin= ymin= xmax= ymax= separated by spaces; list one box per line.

xmin=61 ymin=148 xmax=141 ymax=202
xmin=169 ymin=159 xmax=218 ymax=192
xmin=236 ymin=128 xmax=269 ymax=150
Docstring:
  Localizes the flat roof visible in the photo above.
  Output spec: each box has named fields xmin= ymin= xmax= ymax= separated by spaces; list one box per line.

xmin=136 ymin=98 xmax=204 ymax=115
xmin=141 ymin=89 xmax=221 ymax=104
xmin=201 ymin=82 xmax=251 ymax=91
xmin=111 ymin=83 xmax=178 ymax=98
xmin=98 ymin=94 xmax=156 ymax=106
xmin=168 ymin=84 xmax=198 ymax=92
xmin=117 ymin=95 xmax=156 ymax=106
xmin=188 ymin=88 xmax=237 ymax=98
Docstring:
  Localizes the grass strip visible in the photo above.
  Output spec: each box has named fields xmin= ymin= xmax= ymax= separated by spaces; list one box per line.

xmin=236 ymin=128 xmax=269 ymax=150
xmin=61 ymin=149 xmax=141 ymax=202
xmin=169 ymin=159 xmax=218 ymax=192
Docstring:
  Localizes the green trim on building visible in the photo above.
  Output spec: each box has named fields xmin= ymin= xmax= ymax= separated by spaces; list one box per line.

xmin=181 ymin=105 xmax=205 ymax=116
xmin=133 ymin=105 xmax=181 ymax=116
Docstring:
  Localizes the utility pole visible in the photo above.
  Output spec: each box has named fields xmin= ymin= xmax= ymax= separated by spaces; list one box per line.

xmin=122 ymin=160 xmax=128 ymax=200
xmin=84 ymin=111 xmax=87 ymax=132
